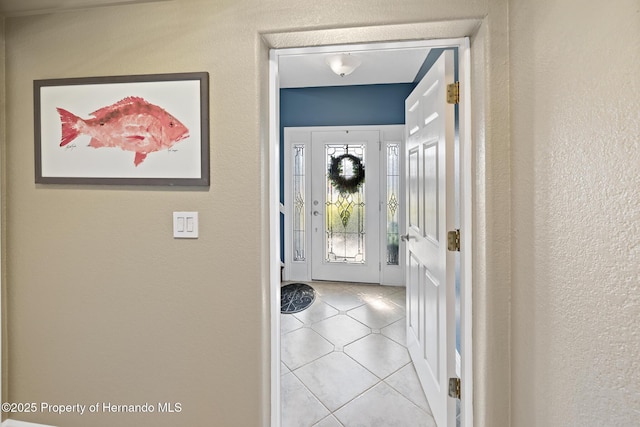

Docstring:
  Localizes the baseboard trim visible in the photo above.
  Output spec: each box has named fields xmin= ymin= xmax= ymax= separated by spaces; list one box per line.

xmin=2 ymin=419 xmax=56 ymax=427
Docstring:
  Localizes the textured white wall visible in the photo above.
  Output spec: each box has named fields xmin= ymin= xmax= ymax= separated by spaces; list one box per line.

xmin=510 ymin=0 xmax=640 ymax=425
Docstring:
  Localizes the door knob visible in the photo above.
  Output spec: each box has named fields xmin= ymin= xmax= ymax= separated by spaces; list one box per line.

xmin=400 ymin=233 xmax=415 ymax=241
xmin=313 ymin=211 xmax=320 ymax=216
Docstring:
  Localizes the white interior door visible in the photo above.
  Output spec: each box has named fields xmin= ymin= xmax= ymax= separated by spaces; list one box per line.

xmin=405 ymin=50 xmax=457 ymax=427
xmin=311 ymin=130 xmax=380 ymax=283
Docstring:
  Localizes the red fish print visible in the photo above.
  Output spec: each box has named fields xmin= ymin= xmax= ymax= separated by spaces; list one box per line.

xmin=57 ymin=96 xmax=190 ymax=166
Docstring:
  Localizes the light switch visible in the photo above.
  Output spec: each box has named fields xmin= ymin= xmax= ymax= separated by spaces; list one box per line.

xmin=173 ymin=212 xmax=199 ymax=238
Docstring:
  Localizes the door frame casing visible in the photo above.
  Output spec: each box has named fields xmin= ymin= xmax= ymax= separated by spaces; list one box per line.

xmin=268 ymin=33 xmax=476 ymax=427
xmin=282 ymin=125 xmax=405 ymax=286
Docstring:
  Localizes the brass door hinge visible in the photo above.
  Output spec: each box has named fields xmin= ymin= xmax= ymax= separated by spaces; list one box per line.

xmin=447 ymin=82 xmax=460 ymax=104
xmin=448 ymin=377 xmax=461 ymax=399
xmin=447 ymin=229 xmax=460 ymax=252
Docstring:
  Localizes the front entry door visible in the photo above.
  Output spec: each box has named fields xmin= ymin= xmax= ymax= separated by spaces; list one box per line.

xmin=405 ymin=50 xmax=457 ymax=427
xmin=311 ymin=130 xmax=380 ymax=283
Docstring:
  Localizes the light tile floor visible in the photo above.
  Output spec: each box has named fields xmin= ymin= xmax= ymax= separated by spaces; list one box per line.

xmin=281 ymin=281 xmax=436 ymax=427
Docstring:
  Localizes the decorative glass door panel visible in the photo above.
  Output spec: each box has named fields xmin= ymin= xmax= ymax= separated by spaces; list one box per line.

xmin=386 ymin=143 xmax=400 ymax=265
xmin=292 ymin=145 xmax=306 ymax=261
xmin=311 ymin=130 xmax=380 ymax=283
xmin=324 ymin=144 xmax=366 ymax=264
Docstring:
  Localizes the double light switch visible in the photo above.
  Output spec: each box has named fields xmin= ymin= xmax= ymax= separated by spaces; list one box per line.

xmin=173 ymin=212 xmax=198 ymax=238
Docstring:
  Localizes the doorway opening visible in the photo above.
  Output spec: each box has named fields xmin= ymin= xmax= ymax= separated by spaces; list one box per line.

xmin=268 ymin=35 xmax=473 ymax=427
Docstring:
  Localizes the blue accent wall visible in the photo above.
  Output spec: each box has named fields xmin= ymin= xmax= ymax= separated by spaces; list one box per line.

xmin=280 ymin=83 xmax=415 ymax=129
xmin=279 ymin=83 xmax=415 ymax=262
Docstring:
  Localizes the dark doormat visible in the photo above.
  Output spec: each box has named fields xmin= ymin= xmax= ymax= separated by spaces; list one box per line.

xmin=281 ymin=283 xmax=316 ymax=314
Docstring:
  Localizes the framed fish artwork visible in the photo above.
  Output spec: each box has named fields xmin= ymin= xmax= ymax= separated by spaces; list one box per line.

xmin=34 ymin=72 xmax=209 ymax=186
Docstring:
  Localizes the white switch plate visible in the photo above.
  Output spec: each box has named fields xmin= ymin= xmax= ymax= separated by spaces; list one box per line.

xmin=173 ymin=212 xmax=198 ymax=238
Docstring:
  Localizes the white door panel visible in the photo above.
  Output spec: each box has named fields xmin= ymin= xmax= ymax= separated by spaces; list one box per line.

xmin=405 ymin=50 xmax=457 ymax=427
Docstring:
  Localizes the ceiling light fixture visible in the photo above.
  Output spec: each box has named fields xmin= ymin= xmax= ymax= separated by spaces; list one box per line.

xmin=326 ymin=53 xmax=362 ymax=77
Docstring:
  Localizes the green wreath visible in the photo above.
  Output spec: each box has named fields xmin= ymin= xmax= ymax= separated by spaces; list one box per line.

xmin=328 ymin=154 xmax=365 ymax=194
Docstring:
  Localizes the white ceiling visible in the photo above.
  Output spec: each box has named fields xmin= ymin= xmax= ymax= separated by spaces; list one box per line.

xmin=0 ymin=1 xmax=432 ymax=88
xmin=279 ymin=47 xmax=431 ymax=89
